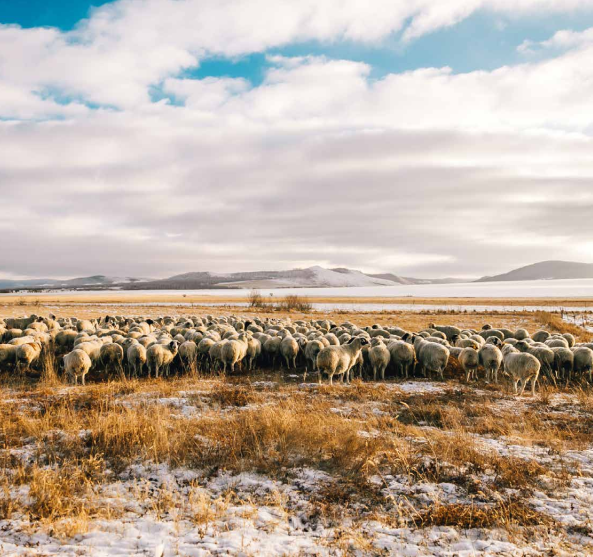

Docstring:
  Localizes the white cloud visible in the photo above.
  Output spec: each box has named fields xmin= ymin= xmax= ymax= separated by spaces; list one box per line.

xmin=518 ymin=26 xmax=593 ymax=56
xmin=2 ymin=5 xmax=593 ymax=278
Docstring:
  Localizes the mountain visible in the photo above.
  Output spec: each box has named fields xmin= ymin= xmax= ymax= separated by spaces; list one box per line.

xmin=1 ymin=266 xmax=468 ymax=292
xmin=124 ymin=266 xmax=401 ymax=290
xmin=476 ymin=261 xmax=593 ymax=282
xmin=0 ymin=275 xmax=151 ymax=290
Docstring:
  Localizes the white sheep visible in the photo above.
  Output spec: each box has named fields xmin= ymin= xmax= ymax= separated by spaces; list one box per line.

xmin=63 ymin=349 xmax=92 ymax=385
xmin=316 ymin=337 xmax=369 ymax=385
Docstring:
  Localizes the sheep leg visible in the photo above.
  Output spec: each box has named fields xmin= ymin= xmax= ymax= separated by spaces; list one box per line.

xmin=329 ymin=372 xmax=334 ymax=386
xmin=381 ymin=365 xmax=386 ymax=381
xmin=517 ymin=378 xmax=526 ymax=396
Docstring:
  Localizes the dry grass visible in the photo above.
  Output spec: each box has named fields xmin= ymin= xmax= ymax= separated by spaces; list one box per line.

xmin=0 ymin=366 xmax=590 ymax=546
xmin=417 ymin=499 xmax=552 ymax=529
xmin=534 ymin=311 xmax=593 ymax=342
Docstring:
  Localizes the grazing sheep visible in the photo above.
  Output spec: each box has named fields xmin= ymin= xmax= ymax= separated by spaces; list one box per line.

xmin=178 ymin=340 xmax=198 ymax=372
xmin=245 ymin=336 xmax=261 ymax=371
xmin=0 ymin=344 xmax=18 ymax=369
xmin=428 ymin=324 xmax=461 ymax=342
xmin=532 ymin=330 xmax=550 ymax=343
xmin=411 ymin=335 xmax=450 ymax=380
xmin=15 ymin=341 xmax=42 ymax=373
xmin=387 ymin=340 xmax=415 ymax=378
xmin=316 ymin=337 xmax=369 ymax=385
xmin=453 ymin=336 xmax=480 ymax=350
xmin=99 ymin=343 xmax=124 ymax=377
xmin=127 ymin=342 xmax=147 ymax=378
xmin=220 ymin=334 xmax=249 ymax=373
xmin=572 ymin=347 xmax=593 ymax=381
xmin=553 ymin=347 xmax=574 ymax=381
xmin=502 ymin=347 xmax=540 ymax=396
xmin=263 ymin=336 xmax=282 ymax=367
xmin=546 ymin=338 xmax=569 ymax=349
xmin=369 ymin=338 xmax=390 ymax=381
xmin=459 ymin=347 xmax=479 ymax=382
xmin=479 ymin=329 xmax=505 ymax=343
xmin=54 ymin=330 xmax=78 ymax=354
xmin=514 ymin=328 xmax=530 ymax=341
xmin=280 ymin=336 xmax=299 ymax=369
xmin=147 ymin=341 xmax=179 ymax=378
xmin=63 ymin=349 xmax=92 ymax=385
xmin=526 ymin=345 xmax=555 ymax=384
xmin=305 ymin=339 xmax=324 ymax=372
xmin=479 ymin=341 xmax=503 ymax=383
xmin=562 ymin=333 xmax=576 ymax=348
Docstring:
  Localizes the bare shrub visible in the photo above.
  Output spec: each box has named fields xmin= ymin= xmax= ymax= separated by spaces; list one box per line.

xmin=276 ymin=295 xmax=312 ymax=312
xmin=248 ymin=289 xmax=267 ymax=308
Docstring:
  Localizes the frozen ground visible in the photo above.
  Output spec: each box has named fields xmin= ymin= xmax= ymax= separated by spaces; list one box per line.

xmin=1 ymin=376 xmax=593 ymax=556
xmin=6 ymin=277 xmax=593 ymax=299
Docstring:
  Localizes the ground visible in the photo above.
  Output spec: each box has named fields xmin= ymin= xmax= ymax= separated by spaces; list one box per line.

xmin=2 ymin=374 xmax=593 ymax=556
xmin=1 ymin=303 xmax=593 ymax=555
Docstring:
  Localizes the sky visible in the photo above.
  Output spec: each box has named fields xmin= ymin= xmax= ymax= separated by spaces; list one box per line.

xmin=2 ymin=1 xmax=593 ymax=280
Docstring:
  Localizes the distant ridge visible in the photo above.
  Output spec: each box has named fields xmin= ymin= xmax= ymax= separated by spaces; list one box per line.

xmin=476 ymin=260 xmax=593 ymax=282
xmin=1 ymin=266 xmax=466 ymax=291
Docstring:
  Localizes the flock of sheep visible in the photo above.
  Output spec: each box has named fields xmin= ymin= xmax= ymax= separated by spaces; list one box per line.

xmin=1 ymin=313 xmax=592 ymax=395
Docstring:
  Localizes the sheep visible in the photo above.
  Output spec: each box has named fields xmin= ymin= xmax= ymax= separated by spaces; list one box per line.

xmin=146 ymin=340 xmax=179 ymax=378
xmin=546 ymin=338 xmax=569 ymax=349
xmin=459 ymin=347 xmax=479 ymax=382
xmin=369 ymin=338 xmax=390 ymax=381
xmin=0 ymin=344 xmax=18 ymax=370
xmin=514 ymin=328 xmax=530 ymax=341
xmin=562 ymin=333 xmax=576 ymax=348
xmin=479 ymin=329 xmax=505 ymax=343
xmin=220 ymin=334 xmax=249 ymax=373
xmin=502 ymin=347 xmax=540 ymax=396
xmin=387 ymin=340 xmax=415 ymax=378
xmin=245 ymin=336 xmax=261 ymax=371
xmin=63 ymin=349 xmax=92 ymax=385
xmin=553 ymin=347 xmax=573 ymax=381
xmin=15 ymin=341 xmax=42 ymax=373
xmin=411 ymin=335 xmax=450 ymax=380
xmin=316 ymin=337 xmax=369 ymax=385
xmin=127 ymin=342 xmax=147 ymax=378
xmin=178 ymin=340 xmax=198 ymax=372
xmin=428 ymin=323 xmax=461 ymax=342
xmin=280 ymin=335 xmax=299 ymax=369
xmin=453 ymin=336 xmax=480 ymax=350
xmin=99 ymin=343 xmax=124 ymax=377
xmin=304 ymin=339 xmax=324 ymax=372
xmin=525 ymin=345 xmax=555 ymax=384
xmin=263 ymin=336 xmax=282 ymax=367
xmin=478 ymin=341 xmax=503 ymax=383
xmin=532 ymin=330 xmax=550 ymax=343
xmin=572 ymin=347 xmax=593 ymax=382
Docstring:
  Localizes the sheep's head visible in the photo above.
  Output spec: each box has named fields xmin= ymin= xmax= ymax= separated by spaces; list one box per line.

xmin=482 ymin=324 xmax=492 ymax=330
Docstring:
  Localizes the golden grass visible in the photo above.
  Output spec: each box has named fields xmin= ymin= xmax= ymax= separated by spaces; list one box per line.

xmin=0 ymin=372 xmax=590 ymax=540
xmin=417 ymin=499 xmax=552 ymax=529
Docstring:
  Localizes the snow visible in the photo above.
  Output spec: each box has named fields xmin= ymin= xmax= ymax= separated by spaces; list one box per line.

xmin=7 ymin=277 xmax=593 ymax=299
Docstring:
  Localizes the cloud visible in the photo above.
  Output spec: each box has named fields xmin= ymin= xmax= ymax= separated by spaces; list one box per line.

xmin=2 ymin=5 xmax=593 ymax=279
xmin=518 ymin=26 xmax=593 ymax=54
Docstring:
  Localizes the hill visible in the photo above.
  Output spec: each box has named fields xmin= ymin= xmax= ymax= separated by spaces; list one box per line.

xmin=477 ymin=261 xmax=593 ymax=282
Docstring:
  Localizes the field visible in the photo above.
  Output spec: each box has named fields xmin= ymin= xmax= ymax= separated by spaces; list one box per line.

xmin=1 ymin=299 xmax=593 ymax=555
